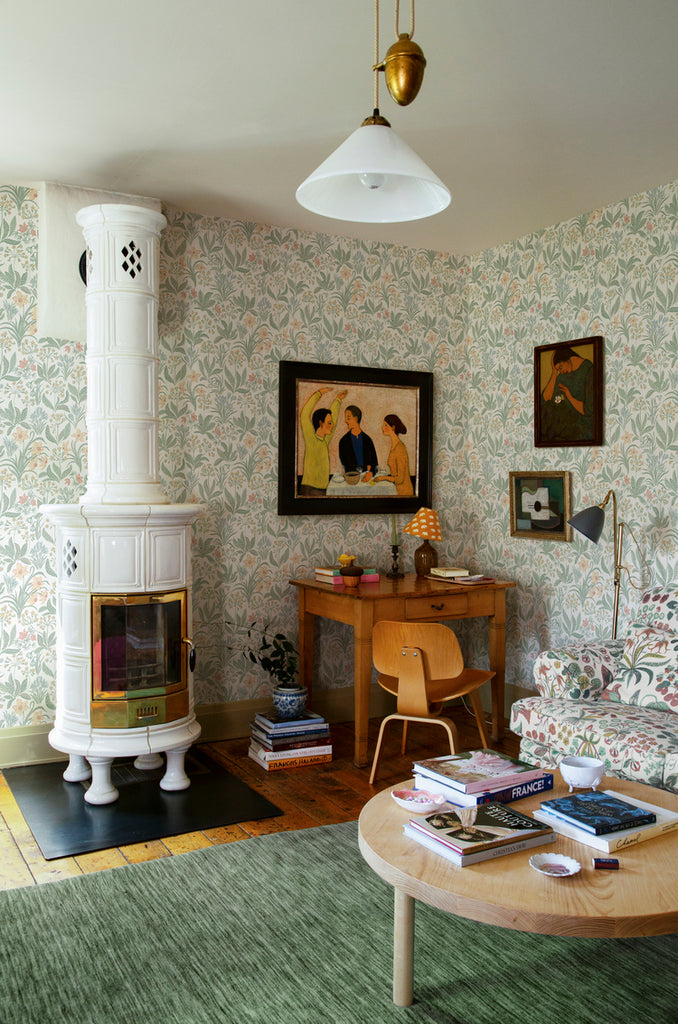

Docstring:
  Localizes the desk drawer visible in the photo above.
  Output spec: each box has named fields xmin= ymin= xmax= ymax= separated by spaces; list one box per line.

xmin=406 ymin=594 xmax=469 ymax=619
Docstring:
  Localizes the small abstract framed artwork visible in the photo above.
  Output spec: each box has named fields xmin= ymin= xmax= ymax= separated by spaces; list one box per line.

xmin=534 ymin=336 xmax=603 ymax=447
xmin=278 ymin=360 xmax=433 ymax=516
xmin=509 ymin=471 xmax=572 ymax=541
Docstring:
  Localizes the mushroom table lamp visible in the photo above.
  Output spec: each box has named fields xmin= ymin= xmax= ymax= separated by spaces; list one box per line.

xmin=403 ymin=507 xmax=443 ymax=577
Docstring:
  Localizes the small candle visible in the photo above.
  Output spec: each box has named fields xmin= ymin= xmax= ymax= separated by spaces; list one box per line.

xmin=391 ymin=514 xmax=397 ymax=546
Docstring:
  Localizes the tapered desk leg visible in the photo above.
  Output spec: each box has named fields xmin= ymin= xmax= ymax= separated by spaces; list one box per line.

xmin=488 ymin=590 xmax=507 ymax=742
xmin=297 ymin=591 xmax=314 ymax=705
xmin=393 ymin=888 xmax=414 ymax=1007
xmin=353 ymin=601 xmax=374 ymax=767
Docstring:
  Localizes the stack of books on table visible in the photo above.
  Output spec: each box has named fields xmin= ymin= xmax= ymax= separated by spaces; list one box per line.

xmin=533 ymin=789 xmax=678 ymax=852
xmin=426 ymin=568 xmax=496 ymax=586
xmin=314 ymin=566 xmax=379 ymax=585
xmin=248 ymin=710 xmax=332 ymax=771
xmin=428 ymin=567 xmax=470 ymax=579
xmin=412 ymin=749 xmax=554 ymax=808
xmin=404 ymin=801 xmax=555 ymax=867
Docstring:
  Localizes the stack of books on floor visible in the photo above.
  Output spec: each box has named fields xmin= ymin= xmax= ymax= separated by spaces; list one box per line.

xmin=248 ymin=710 xmax=332 ymax=771
xmin=533 ymin=789 xmax=678 ymax=852
xmin=412 ymin=748 xmax=554 ymax=808
xmin=314 ymin=566 xmax=379 ymax=585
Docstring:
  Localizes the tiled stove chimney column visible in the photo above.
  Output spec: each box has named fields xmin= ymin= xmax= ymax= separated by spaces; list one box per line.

xmin=42 ymin=205 xmax=204 ymax=805
xmin=77 ymin=204 xmax=170 ymax=506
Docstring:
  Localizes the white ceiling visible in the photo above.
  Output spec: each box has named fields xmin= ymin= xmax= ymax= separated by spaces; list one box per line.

xmin=4 ymin=0 xmax=678 ymax=256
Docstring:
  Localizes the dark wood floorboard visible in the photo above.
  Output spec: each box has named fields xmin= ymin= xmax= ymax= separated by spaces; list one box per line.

xmin=0 ymin=708 xmax=519 ymax=888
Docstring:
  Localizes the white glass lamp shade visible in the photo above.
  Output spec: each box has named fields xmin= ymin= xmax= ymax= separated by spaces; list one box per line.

xmin=296 ymin=123 xmax=451 ymax=223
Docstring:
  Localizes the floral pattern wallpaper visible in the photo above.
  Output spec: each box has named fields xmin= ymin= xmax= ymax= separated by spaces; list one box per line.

xmin=1 ymin=178 xmax=676 ymax=735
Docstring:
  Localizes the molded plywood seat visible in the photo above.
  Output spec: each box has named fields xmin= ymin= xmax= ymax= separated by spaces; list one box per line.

xmin=369 ymin=621 xmax=495 ymax=784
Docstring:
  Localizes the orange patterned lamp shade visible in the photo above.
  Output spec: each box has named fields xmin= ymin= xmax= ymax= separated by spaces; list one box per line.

xmin=403 ymin=508 xmax=443 ymax=576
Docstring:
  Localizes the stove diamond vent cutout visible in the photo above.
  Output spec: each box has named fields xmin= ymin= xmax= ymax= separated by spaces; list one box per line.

xmin=63 ymin=539 xmax=78 ymax=578
xmin=121 ymin=240 xmax=142 ymax=279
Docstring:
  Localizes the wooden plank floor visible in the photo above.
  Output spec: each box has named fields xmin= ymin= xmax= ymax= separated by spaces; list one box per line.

xmin=0 ymin=709 xmax=518 ymax=890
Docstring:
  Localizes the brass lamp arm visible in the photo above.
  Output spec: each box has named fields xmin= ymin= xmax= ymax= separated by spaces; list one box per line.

xmin=595 ymin=490 xmax=621 ymax=639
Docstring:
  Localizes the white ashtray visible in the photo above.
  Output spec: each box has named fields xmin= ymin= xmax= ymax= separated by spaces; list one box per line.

xmin=529 ymin=853 xmax=581 ymax=877
xmin=391 ymin=789 xmax=446 ymax=814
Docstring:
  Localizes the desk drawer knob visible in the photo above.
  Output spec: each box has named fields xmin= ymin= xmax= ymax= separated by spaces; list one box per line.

xmin=431 ymin=603 xmax=444 ymax=611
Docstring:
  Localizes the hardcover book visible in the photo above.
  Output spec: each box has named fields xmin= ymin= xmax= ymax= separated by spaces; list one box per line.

xmin=249 ymin=740 xmax=333 ymax=761
xmin=250 ymin=729 xmax=331 ymax=751
xmin=314 ymin=566 xmax=377 ymax=576
xmin=428 ymin=567 xmax=470 ymax=578
xmin=254 ymin=710 xmax=325 ymax=731
xmin=413 ymin=770 xmax=554 ymax=808
xmin=539 ymin=790 xmax=657 ymax=835
xmin=407 ymin=801 xmax=553 ymax=855
xmin=248 ymin=745 xmax=332 ymax=771
xmin=403 ymin=822 xmax=555 ymax=866
xmin=413 ymin=749 xmax=545 ymax=794
xmin=533 ymin=790 xmax=678 ymax=852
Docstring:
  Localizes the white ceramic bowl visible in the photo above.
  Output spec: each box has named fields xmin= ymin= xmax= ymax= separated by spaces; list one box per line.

xmin=529 ymin=853 xmax=581 ymax=877
xmin=391 ymin=789 xmax=446 ymax=814
xmin=559 ymin=755 xmax=605 ymax=792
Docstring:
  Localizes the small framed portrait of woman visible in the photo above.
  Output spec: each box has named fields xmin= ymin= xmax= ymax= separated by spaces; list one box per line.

xmin=277 ymin=360 xmax=433 ymax=516
xmin=534 ymin=336 xmax=603 ymax=447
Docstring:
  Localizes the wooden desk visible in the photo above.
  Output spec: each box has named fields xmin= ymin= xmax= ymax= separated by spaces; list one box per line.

xmin=290 ymin=575 xmax=515 ymax=767
xmin=359 ymin=778 xmax=678 ymax=1005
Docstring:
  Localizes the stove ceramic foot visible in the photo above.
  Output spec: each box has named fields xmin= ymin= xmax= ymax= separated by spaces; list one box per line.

xmin=160 ymin=744 xmax=191 ymax=791
xmin=84 ymin=756 xmax=119 ymax=805
xmin=63 ymin=754 xmax=92 ymax=783
xmin=134 ymin=752 xmax=164 ymax=771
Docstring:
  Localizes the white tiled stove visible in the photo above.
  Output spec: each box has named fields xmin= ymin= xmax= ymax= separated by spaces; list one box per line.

xmin=42 ymin=205 xmax=204 ymax=805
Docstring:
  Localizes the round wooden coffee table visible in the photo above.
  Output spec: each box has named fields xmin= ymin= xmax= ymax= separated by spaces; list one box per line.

xmin=358 ymin=777 xmax=678 ymax=1006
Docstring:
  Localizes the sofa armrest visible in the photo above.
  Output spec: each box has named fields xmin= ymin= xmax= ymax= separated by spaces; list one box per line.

xmin=533 ymin=639 xmax=625 ymax=700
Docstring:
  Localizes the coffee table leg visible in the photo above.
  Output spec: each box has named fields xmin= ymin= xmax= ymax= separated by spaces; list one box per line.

xmin=393 ymin=888 xmax=414 ymax=1006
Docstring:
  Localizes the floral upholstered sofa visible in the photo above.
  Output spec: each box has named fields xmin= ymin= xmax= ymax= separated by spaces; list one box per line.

xmin=510 ymin=583 xmax=678 ymax=794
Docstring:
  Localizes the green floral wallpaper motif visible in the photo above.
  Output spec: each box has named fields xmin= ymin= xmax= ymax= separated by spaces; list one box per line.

xmin=157 ymin=210 xmax=463 ymax=703
xmin=0 ymin=180 xmax=676 ymax=730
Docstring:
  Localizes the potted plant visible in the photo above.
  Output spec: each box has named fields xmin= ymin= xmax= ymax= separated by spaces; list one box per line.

xmin=235 ymin=620 xmax=307 ymax=720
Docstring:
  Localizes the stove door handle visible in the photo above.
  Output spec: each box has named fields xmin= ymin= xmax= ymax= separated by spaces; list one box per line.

xmin=182 ymin=637 xmax=197 ymax=672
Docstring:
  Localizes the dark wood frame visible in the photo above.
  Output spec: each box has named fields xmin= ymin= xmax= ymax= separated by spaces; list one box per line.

xmin=278 ymin=360 xmax=433 ymax=516
xmin=509 ymin=471 xmax=572 ymax=541
xmin=534 ymin=336 xmax=603 ymax=447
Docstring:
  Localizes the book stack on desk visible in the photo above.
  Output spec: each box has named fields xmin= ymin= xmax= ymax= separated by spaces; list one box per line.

xmin=314 ymin=566 xmax=379 ymax=585
xmin=248 ymin=710 xmax=332 ymax=771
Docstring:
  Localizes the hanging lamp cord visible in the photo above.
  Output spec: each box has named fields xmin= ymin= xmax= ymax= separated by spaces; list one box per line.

xmin=394 ymin=0 xmax=415 ymax=38
xmin=374 ymin=0 xmax=380 ymax=110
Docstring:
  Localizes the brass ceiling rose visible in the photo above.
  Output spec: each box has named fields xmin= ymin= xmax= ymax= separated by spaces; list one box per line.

xmin=380 ymin=33 xmax=426 ymax=106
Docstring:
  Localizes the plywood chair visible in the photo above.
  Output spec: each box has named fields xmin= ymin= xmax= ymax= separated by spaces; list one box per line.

xmin=369 ymin=620 xmax=495 ymax=784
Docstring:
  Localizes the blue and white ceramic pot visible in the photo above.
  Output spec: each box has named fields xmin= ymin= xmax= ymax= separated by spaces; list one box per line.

xmin=272 ymin=685 xmax=308 ymax=721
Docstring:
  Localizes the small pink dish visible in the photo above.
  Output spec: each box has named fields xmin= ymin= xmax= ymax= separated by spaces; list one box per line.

xmin=391 ymin=789 xmax=446 ymax=814
xmin=529 ymin=853 xmax=581 ymax=877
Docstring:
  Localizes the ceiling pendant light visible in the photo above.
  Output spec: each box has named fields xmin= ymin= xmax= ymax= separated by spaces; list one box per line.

xmin=295 ymin=0 xmax=450 ymax=224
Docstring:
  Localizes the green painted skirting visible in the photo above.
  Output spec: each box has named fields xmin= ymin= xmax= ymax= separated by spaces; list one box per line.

xmin=0 ymin=685 xmax=396 ymax=768
xmin=0 ymin=820 xmax=676 ymax=1024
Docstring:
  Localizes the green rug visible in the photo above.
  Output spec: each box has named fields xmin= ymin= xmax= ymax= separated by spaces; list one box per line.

xmin=1 ymin=821 xmax=676 ymax=1024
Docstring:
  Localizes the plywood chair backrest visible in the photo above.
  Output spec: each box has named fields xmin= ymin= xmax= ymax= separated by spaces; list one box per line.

xmin=372 ymin=620 xmax=464 ymax=683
